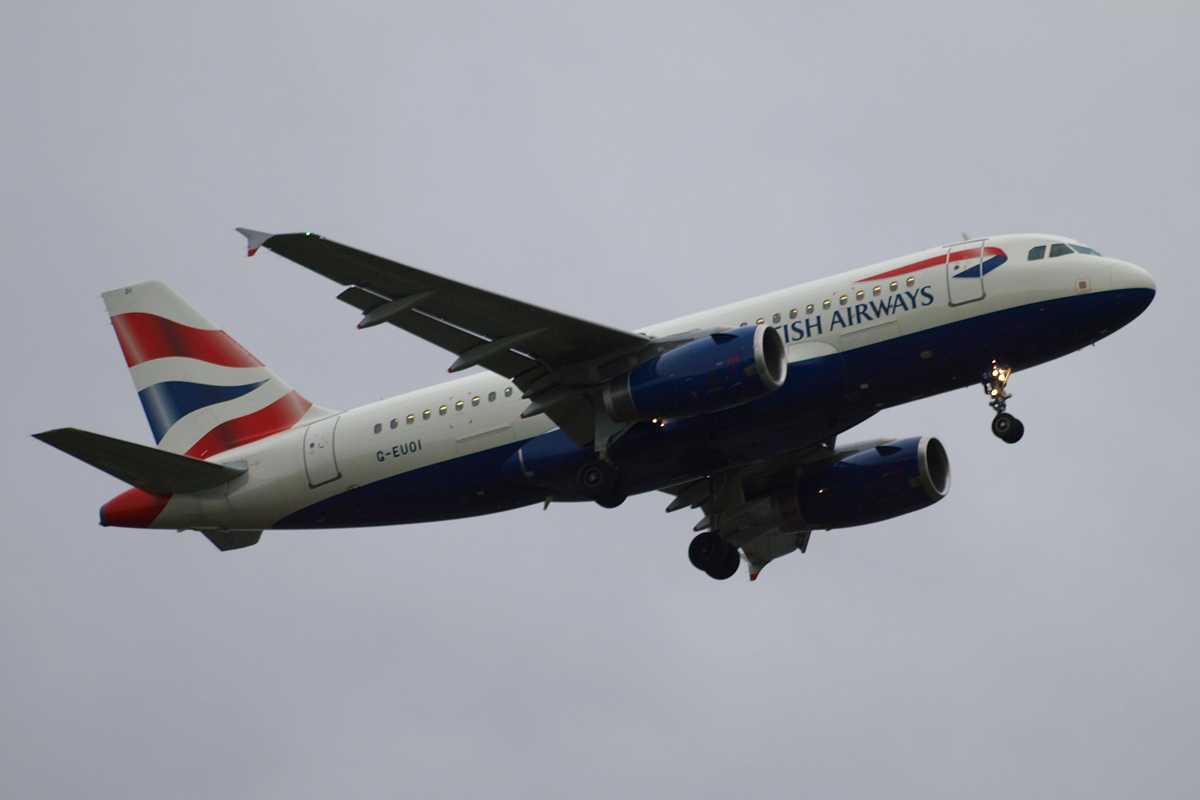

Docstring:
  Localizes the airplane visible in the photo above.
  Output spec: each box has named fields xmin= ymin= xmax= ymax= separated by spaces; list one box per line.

xmin=34 ymin=231 xmax=1155 ymax=579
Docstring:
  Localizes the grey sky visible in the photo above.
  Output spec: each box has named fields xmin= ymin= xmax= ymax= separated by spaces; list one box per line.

xmin=3 ymin=2 xmax=1197 ymax=797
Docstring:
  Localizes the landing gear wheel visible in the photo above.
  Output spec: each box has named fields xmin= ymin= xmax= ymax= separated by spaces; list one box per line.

xmin=577 ymin=459 xmax=618 ymax=499
xmin=991 ymin=412 xmax=1024 ymax=443
xmin=705 ymin=545 xmax=741 ymax=580
xmin=594 ymin=488 xmax=627 ymax=509
xmin=688 ymin=531 xmax=725 ymax=572
xmin=983 ymin=361 xmax=1024 ymax=443
xmin=689 ymin=531 xmax=740 ymax=579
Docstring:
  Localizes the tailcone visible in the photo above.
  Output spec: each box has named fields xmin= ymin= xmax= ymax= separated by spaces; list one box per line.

xmin=101 ymin=487 xmax=171 ymax=528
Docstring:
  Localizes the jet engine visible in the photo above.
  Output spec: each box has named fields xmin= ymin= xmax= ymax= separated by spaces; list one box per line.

xmin=794 ymin=436 xmax=950 ymax=529
xmin=602 ymin=324 xmax=787 ymax=422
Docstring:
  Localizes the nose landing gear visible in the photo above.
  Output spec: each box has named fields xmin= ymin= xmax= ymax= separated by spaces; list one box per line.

xmin=983 ymin=361 xmax=1024 ymax=443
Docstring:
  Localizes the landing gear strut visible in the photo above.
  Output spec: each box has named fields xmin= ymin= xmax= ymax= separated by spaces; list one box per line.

xmin=983 ymin=361 xmax=1024 ymax=444
xmin=688 ymin=531 xmax=740 ymax=580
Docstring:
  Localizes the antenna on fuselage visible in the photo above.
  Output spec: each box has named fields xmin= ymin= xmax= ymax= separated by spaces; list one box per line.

xmin=961 ymin=232 xmax=970 ymax=241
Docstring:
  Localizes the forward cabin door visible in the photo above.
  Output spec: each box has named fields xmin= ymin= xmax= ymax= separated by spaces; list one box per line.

xmin=946 ymin=239 xmax=987 ymax=306
xmin=303 ymin=415 xmax=342 ymax=488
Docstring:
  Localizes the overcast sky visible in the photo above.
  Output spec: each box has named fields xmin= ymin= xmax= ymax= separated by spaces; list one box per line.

xmin=3 ymin=2 xmax=1197 ymax=798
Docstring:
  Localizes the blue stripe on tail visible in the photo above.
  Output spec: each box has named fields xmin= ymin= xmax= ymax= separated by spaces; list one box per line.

xmin=138 ymin=380 xmax=268 ymax=443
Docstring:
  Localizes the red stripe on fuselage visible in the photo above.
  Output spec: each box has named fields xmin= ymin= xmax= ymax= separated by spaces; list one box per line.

xmin=102 ymin=488 xmax=171 ymax=528
xmin=110 ymin=313 xmax=264 ymax=369
xmin=185 ymin=390 xmax=313 ymax=459
xmin=858 ymin=246 xmax=1005 ymax=282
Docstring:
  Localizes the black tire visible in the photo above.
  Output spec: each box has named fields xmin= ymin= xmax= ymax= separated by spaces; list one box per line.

xmin=991 ymin=413 xmax=1016 ymax=439
xmin=705 ymin=545 xmax=741 ymax=580
xmin=1002 ymin=417 xmax=1025 ymax=444
xmin=688 ymin=531 xmax=726 ymax=572
xmin=595 ymin=489 xmax=627 ymax=509
xmin=577 ymin=459 xmax=617 ymax=499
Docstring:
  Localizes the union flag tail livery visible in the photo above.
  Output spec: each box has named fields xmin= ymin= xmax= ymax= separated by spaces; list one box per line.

xmin=102 ymin=281 xmax=333 ymax=457
xmin=38 ymin=231 xmax=1154 ymax=579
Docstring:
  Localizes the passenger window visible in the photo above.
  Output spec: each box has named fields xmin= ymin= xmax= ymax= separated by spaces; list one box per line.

xmin=1049 ymin=243 xmax=1073 ymax=258
xmin=455 ymin=401 xmax=464 ymax=411
xmin=906 ymin=276 xmax=915 ymax=287
xmin=406 ymin=415 xmax=415 ymax=425
xmin=423 ymin=410 xmax=431 ymax=420
xmin=772 ymin=313 xmax=781 ymax=324
xmin=839 ymin=295 xmax=848 ymax=306
xmin=439 ymin=406 xmax=447 ymax=416
xmin=472 ymin=396 xmax=480 ymax=406
xmin=488 ymin=392 xmax=496 ymax=402
xmin=504 ymin=387 xmax=513 ymax=398
xmin=756 ymin=318 xmax=765 ymax=325
xmin=855 ymin=290 xmax=864 ymax=300
xmin=390 ymin=419 xmax=398 ymax=429
xmin=1028 ymin=245 xmax=1046 ymax=261
xmin=806 ymin=304 xmax=814 ymax=315
xmin=822 ymin=299 xmax=831 ymax=310
xmin=373 ymin=423 xmax=382 ymax=434
xmin=890 ymin=281 xmax=898 ymax=292
xmin=873 ymin=286 xmax=881 ymax=296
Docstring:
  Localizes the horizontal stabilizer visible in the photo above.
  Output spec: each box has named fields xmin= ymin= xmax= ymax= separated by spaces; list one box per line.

xmin=33 ymin=428 xmax=247 ymax=495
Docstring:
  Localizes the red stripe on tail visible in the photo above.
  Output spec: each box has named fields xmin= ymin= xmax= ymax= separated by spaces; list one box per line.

xmin=111 ymin=313 xmax=264 ymax=369
xmin=101 ymin=488 xmax=171 ymax=528
xmin=185 ymin=391 xmax=314 ymax=459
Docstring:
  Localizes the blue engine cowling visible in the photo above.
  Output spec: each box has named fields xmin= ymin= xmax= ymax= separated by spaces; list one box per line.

xmin=794 ymin=436 xmax=950 ymax=529
xmin=602 ymin=324 xmax=787 ymax=422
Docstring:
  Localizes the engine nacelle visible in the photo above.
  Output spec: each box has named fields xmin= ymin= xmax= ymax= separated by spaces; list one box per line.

xmin=602 ymin=325 xmax=787 ymax=422
xmin=795 ymin=436 xmax=950 ymax=529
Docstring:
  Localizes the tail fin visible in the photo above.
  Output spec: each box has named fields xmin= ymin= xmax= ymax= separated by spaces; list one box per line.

xmin=102 ymin=280 xmax=335 ymax=457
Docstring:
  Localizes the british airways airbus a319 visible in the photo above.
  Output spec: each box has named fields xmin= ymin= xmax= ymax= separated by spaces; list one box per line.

xmin=36 ymin=231 xmax=1155 ymax=579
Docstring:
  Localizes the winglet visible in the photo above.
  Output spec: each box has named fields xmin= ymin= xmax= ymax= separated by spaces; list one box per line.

xmin=236 ymin=228 xmax=274 ymax=257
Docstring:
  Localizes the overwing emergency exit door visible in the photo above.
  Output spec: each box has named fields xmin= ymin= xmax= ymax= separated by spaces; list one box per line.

xmin=946 ymin=239 xmax=987 ymax=305
xmin=303 ymin=415 xmax=341 ymax=488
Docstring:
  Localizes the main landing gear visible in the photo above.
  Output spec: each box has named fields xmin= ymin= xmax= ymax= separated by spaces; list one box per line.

xmin=688 ymin=531 xmax=740 ymax=580
xmin=577 ymin=459 xmax=626 ymax=508
xmin=983 ymin=360 xmax=1024 ymax=444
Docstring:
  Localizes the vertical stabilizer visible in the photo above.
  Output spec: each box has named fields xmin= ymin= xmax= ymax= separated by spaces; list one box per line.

xmin=102 ymin=280 xmax=336 ymax=457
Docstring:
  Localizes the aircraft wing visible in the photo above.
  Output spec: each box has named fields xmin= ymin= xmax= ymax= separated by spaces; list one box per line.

xmin=238 ymin=230 xmax=650 ymax=446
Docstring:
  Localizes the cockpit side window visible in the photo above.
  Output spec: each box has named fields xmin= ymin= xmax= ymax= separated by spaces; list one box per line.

xmin=1028 ymin=245 xmax=1046 ymax=261
xmin=1049 ymin=243 xmax=1073 ymax=258
xmin=1072 ymin=244 xmax=1102 ymax=256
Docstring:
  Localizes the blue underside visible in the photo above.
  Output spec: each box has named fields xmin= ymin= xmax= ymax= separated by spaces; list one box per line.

xmin=275 ymin=287 xmax=1153 ymax=529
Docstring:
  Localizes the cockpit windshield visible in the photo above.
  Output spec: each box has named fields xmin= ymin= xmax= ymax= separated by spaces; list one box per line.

xmin=1028 ymin=242 xmax=1102 ymax=260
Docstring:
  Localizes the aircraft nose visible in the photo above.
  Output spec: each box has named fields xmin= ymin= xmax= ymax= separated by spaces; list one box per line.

xmin=1104 ymin=259 xmax=1156 ymax=326
xmin=1110 ymin=259 xmax=1157 ymax=294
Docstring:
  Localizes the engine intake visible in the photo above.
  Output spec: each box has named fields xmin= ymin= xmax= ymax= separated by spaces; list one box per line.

xmin=602 ymin=324 xmax=787 ymax=422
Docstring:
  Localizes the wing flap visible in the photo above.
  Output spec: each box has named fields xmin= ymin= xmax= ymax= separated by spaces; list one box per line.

xmin=336 ymin=286 xmax=544 ymax=379
xmin=34 ymin=428 xmax=247 ymax=495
